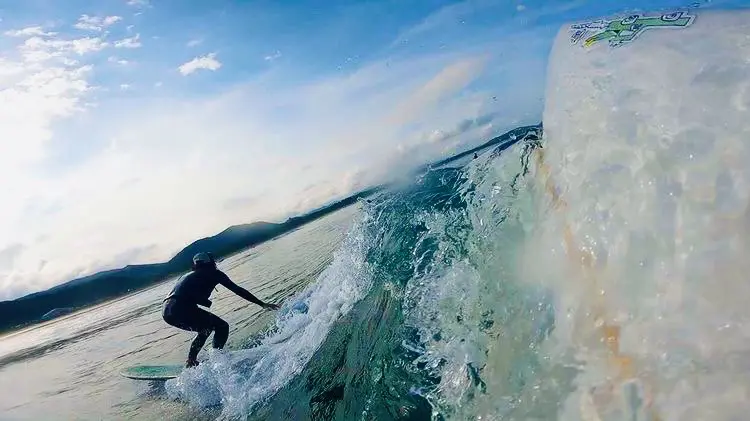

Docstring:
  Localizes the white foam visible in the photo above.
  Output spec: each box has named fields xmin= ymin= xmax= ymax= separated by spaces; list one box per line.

xmin=405 ymin=261 xmax=487 ymax=405
xmin=400 ymin=145 xmax=555 ymax=418
xmin=533 ymin=8 xmax=750 ymax=420
xmin=165 ymin=220 xmax=373 ymax=419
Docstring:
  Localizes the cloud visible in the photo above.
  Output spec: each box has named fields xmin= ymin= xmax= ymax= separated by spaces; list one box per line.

xmin=74 ymin=14 xmax=122 ymax=32
xmin=0 ymin=58 xmax=93 ymax=185
xmin=178 ymin=53 xmax=221 ymax=75
xmin=0 ymin=30 xmax=99 ymax=299
xmin=5 ymin=26 xmax=57 ymax=38
xmin=100 ymin=244 xmax=158 ymax=271
xmin=390 ymin=0 xmax=490 ymax=47
xmin=114 ymin=34 xmax=141 ymax=48
xmin=108 ymin=56 xmax=129 ymax=65
xmin=387 ymin=55 xmax=487 ymax=126
xmin=18 ymin=36 xmax=108 ymax=63
xmin=0 ymin=244 xmax=25 ymax=270
xmin=120 ymin=83 xmax=132 ymax=90
xmin=187 ymin=39 xmax=202 ymax=47
xmin=127 ymin=0 xmax=150 ymax=6
xmin=420 ymin=112 xmax=499 ymax=144
xmin=388 ymin=0 xmax=584 ymax=52
xmin=223 ymin=195 xmax=262 ymax=211
xmin=264 ymin=51 xmax=282 ymax=62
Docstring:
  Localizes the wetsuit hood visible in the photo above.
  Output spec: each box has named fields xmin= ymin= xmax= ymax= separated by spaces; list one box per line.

xmin=192 ymin=252 xmax=216 ymax=270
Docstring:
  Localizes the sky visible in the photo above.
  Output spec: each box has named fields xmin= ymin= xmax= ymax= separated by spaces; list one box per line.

xmin=0 ymin=0 xmax=747 ymax=300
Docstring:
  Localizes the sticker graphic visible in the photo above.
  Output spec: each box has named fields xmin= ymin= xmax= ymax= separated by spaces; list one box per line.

xmin=570 ymin=11 xmax=695 ymax=48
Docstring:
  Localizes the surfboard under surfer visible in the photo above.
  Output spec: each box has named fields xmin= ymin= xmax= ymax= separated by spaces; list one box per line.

xmin=162 ymin=252 xmax=279 ymax=367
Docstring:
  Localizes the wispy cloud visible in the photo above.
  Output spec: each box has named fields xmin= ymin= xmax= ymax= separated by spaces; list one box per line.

xmin=108 ymin=56 xmax=129 ymax=65
xmin=127 ymin=0 xmax=150 ymax=6
xmin=74 ymin=14 xmax=122 ymax=32
xmin=186 ymin=38 xmax=202 ymax=47
xmin=388 ymin=0 xmax=581 ymax=51
xmin=389 ymin=0 xmax=484 ymax=47
xmin=178 ymin=52 xmax=222 ymax=75
xmin=386 ymin=55 xmax=488 ymax=127
xmin=5 ymin=26 xmax=57 ymax=38
xmin=20 ymin=36 xmax=108 ymax=62
xmin=114 ymin=34 xmax=141 ymax=48
xmin=264 ymin=50 xmax=282 ymax=62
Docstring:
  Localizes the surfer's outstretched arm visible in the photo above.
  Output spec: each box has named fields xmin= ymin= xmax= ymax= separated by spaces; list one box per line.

xmin=217 ymin=272 xmax=279 ymax=310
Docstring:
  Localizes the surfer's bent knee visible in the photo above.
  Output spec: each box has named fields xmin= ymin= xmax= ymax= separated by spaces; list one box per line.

xmin=216 ymin=317 xmax=228 ymax=333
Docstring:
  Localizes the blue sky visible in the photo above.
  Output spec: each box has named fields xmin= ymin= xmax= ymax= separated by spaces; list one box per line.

xmin=0 ymin=0 xmax=747 ymax=300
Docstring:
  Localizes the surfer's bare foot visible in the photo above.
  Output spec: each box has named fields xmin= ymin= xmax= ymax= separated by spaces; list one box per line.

xmin=185 ymin=358 xmax=199 ymax=368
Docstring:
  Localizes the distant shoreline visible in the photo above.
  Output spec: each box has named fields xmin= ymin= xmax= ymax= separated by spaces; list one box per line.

xmin=0 ymin=123 xmax=541 ymax=334
xmin=0 ymin=278 xmax=172 ymax=341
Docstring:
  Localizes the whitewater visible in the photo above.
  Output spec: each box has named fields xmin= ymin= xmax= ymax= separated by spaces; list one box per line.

xmin=2 ymin=5 xmax=750 ymax=421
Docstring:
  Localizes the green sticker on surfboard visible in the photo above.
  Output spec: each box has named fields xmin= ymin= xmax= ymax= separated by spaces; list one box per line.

xmin=120 ymin=364 xmax=183 ymax=380
xmin=570 ymin=11 xmax=696 ymax=48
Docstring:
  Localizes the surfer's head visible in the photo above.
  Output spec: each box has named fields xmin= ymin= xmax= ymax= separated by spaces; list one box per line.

xmin=192 ymin=252 xmax=217 ymax=270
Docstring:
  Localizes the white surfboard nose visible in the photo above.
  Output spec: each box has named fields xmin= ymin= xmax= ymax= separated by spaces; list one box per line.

xmin=534 ymin=7 xmax=750 ymax=421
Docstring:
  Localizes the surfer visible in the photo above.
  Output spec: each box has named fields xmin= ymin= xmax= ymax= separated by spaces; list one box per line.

xmin=162 ymin=252 xmax=279 ymax=367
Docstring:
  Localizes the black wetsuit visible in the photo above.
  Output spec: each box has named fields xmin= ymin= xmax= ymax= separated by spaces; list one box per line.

xmin=162 ymin=267 xmax=264 ymax=361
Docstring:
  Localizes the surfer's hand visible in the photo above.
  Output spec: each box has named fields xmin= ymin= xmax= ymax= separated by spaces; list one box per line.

xmin=262 ymin=302 xmax=280 ymax=311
